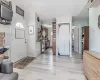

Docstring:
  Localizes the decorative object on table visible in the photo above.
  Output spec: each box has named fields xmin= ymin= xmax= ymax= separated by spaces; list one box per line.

xmin=29 ymin=25 xmax=34 ymax=35
xmin=13 ymin=57 xmax=35 ymax=69
xmin=98 ymin=15 xmax=100 ymax=29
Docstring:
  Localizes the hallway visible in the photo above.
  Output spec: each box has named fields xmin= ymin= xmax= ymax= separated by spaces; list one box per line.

xmin=14 ymin=49 xmax=85 ymax=80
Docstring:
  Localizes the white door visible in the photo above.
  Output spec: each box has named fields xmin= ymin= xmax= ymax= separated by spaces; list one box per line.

xmin=58 ymin=24 xmax=70 ymax=55
xmin=11 ymin=22 xmax=27 ymax=62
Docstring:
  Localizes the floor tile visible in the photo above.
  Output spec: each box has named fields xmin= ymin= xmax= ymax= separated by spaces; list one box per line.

xmin=14 ymin=49 xmax=86 ymax=80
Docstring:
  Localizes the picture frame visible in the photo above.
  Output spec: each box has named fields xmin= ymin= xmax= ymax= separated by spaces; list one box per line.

xmin=0 ymin=32 xmax=5 ymax=38
xmin=15 ymin=28 xmax=25 ymax=39
xmin=16 ymin=6 xmax=24 ymax=17
xmin=29 ymin=26 xmax=34 ymax=35
xmin=98 ymin=15 xmax=100 ymax=29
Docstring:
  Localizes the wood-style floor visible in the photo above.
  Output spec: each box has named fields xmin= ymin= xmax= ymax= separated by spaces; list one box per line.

xmin=14 ymin=48 xmax=86 ymax=80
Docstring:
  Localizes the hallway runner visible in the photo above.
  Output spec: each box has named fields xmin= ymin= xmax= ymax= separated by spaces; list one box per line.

xmin=13 ymin=57 xmax=35 ymax=69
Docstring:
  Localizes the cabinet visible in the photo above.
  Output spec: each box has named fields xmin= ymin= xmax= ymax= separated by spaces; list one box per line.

xmin=83 ymin=51 xmax=100 ymax=80
xmin=52 ymin=22 xmax=56 ymax=55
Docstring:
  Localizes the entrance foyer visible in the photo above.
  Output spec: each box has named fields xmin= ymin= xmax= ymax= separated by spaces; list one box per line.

xmin=14 ymin=49 xmax=86 ymax=80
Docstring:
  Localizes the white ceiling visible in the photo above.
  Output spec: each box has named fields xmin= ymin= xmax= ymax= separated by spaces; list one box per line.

xmin=72 ymin=1 xmax=89 ymax=22
xmin=14 ymin=0 xmax=88 ymax=24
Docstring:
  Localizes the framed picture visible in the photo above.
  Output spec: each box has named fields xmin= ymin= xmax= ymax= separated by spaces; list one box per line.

xmin=98 ymin=15 xmax=100 ymax=29
xmin=29 ymin=26 xmax=34 ymax=35
xmin=16 ymin=6 xmax=24 ymax=17
xmin=15 ymin=29 xmax=25 ymax=39
xmin=0 ymin=32 xmax=5 ymax=38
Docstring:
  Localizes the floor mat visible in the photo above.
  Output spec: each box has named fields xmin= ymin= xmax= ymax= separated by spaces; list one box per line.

xmin=13 ymin=57 xmax=35 ymax=69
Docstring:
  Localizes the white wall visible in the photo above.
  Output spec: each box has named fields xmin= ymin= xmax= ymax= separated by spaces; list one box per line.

xmin=89 ymin=6 xmax=100 ymax=53
xmin=74 ymin=27 xmax=79 ymax=53
xmin=35 ymin=13 xmax=41 ymax=57
xmin=72 ymin=18 xmax=89 ymax=27
xmin=26 ymin=12 xmax=36 ymax=57
xmin=10 ymin=1 xmax=28 ymax=62
xmin=27 ymin=13 xmax=41 ymax=57
xmin=0 ymin=1 xmax=28 ymax=62
xmin=56 ymin=16 xmax=72 ymax=57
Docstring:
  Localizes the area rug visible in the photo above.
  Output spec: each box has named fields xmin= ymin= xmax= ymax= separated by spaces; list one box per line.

xmin=13 ymin=57 xmax=35 ymax=69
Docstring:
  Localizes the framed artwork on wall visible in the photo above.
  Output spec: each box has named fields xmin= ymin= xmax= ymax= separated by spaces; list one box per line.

xmin=16 ymin=6 xmax=24 ymax=17
xmin=15 ymin=29 xmax=25 ymax=39
xmin=98 ymin=15 xmax=100 ymax=29
xmin=29 ymin=26 xmax=34 ymax=35
xmin=0 ymin=32 xmax=5 ymax=38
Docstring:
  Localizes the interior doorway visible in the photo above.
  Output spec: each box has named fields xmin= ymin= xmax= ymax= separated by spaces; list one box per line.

xmin=82 ymin=26 xmax=89 ymax=54
xmin=58 ymin=23 xmax=70 ymax=56
xmin=72 ymin=26 xmax=76 ymax=52
xmin=73 ymin=27 xmax=79 ymax=53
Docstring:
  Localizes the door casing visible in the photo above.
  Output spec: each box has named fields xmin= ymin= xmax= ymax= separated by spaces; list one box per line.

xmin=58 ymin=23 xmax=70 ymax=56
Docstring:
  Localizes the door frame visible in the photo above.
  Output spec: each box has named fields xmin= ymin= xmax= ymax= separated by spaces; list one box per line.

xmin=57 ymin=23 xmax=71 ymax=56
